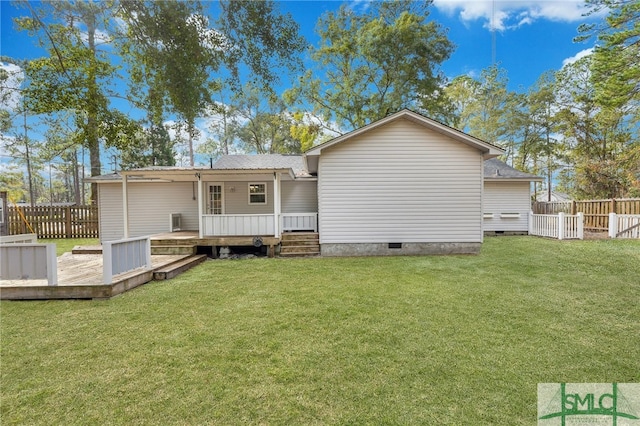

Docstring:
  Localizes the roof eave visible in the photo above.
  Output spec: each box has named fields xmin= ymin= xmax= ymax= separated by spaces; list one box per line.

xmin=484 ymin=177 xmax=544 ymax=182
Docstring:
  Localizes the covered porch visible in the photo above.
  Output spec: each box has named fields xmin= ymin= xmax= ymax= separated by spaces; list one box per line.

xmin=117 ymin=162 xmax=318 ymax=241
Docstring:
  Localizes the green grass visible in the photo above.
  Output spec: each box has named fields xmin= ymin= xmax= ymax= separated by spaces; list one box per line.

xmin=37 ymin=238 xmax=99 ymax=256
xmin=1 ymin=237 xmax=638 ymax=425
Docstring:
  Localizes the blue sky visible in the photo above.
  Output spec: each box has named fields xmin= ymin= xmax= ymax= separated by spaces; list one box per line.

xmin=1 ymin=0 xmax=600 ymax=91
xmin=1 ymin=0 xmax=602 ymax=170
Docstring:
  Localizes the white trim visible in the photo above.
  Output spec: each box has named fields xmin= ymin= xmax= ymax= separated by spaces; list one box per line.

xmin=248 ymin=182 xmax=267 ymax=205
xmin=207 ymin=182 xmax=225 ymax=214
xmin=197 ymin=177 xmax=203 ymax=238
xmin=273 ymin=173 xmax=281 ymax=237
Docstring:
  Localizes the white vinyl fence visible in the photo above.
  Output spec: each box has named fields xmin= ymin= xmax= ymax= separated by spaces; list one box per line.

xmin=608 ymin=213 xmax=640 ymax=239
xmin=529 ymin=212 xmax=584 ymax=240
xmin=0 ymin=243 xmax=57 ymax=285
xmin=102 ymin=236 xmax=152 ymax=284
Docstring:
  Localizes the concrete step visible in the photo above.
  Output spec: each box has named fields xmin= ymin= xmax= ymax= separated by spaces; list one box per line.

xmin=154 ymin=254 xmax=207 ymax=280
xmin=151 ymin=245 xmax=197 ymax=255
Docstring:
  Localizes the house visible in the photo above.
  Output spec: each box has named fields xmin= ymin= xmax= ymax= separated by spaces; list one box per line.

xmin=483 ymin=158 xmax=543 ymax=235
xmin=88 ymin=110 xmax=539 ymax=256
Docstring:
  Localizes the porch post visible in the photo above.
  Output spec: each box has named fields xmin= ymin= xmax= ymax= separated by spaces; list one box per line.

xmin=197 ymin=173 xmax=203 ymax=238
xmin=122 ymin=174 xmax=129 ymax=239
xmin=273 ymin=172 xmax=281 ymax=238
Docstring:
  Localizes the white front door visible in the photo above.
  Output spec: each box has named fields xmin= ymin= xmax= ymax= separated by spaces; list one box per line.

xmin=208 ymin=183 xmax=224 ymax=214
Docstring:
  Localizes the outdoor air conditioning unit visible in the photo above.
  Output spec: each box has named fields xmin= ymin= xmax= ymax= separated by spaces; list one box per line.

xmin=170 ymin=213 xmax=182 ymax=232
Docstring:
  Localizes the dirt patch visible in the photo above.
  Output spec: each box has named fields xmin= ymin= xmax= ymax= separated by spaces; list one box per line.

xmin=584 ymin=231 xmax=609 ymax=240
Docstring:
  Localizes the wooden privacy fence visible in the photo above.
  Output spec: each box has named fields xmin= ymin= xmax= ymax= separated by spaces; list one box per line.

xmin=8 ymin=205 xmax=99 ymax=239
xmin=533 ymin=198 xmax=640 ymax=231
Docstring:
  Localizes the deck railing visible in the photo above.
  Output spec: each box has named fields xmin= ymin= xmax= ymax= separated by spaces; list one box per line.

xmin=202 ymin=213 xmax=319 ymax=237
xmin=202 ymin=214 xmax=276 ymax=236
xmin=0 ymin=243 xmax=58 ymax=285
xmin=102 ymin=236 xmax=151 ymax=284
xmin=282 ymin=213 xmax=318 ymax=232
xmin=529 ymin=212 xmax=584 ymax=240
xmin=0 ymin=233 xmax=38 ymax=244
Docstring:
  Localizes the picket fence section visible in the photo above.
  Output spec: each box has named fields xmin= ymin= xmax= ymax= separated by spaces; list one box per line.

xmin=529 ymin=212 xmax=584 ymax=240
xmin=608 ymin=213 xmax=640 ymax=239
xmin=533 ymin=198 xmax=640 ymax=231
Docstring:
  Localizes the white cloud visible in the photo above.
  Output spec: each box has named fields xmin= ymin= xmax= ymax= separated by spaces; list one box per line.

xmin=433 ymin=0 xmax=595 ymax=31
xmin=562 ymin=48 xmax=593 ymax=67
xmin=0 ymin=62 xmax=24 ymax=111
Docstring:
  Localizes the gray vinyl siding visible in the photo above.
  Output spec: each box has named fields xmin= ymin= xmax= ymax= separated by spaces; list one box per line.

xmin=98 ymin=182 xmax=199 ymax=241
xmin=483 ymin=181 xmax=532 ymax=232
xmin=217 ymin=181 xmax=274 ymax=214
xmin=281 ymin=181 xmax=318 ymax=213
xmin=318 ymin=118 xmax=483 ymax=244
xmin=98 ymin=183 xmax=124 ymax=242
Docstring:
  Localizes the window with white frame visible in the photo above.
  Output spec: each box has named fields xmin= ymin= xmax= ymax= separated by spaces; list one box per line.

xmin=248 ymin=183 xmax=266 ymax=204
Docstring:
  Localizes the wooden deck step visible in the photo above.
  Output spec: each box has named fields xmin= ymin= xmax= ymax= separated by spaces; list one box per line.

xmin=280 ymin=232 xmax=320 ymax=257
xmin=72 ymin=245 xmax=102 ymax=254
xmin=153 ymin=254 xmax=208 ymax=280
xmin=151 ymin=245 xmax=197 ymax=255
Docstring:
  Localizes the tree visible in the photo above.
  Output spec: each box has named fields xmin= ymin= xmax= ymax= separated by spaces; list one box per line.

xmin=285 ymin=0 xmax=453 ymax=134
xmin=0 ymin=168 xmax=27 ymax=204
xmin=518 ymin=71 xmax=564 ymax=200
xmin=555 ymin=56 xmax=635 ymax=198
xmin=440 ymin=66 xmax=515 ymax=152
xmin=16 ymin=0 xmax=118 ymax=204
xmin=577 ymin=0 xmax=640 ymax=116
xmin=439 ymin=75 xmax=480 ymax=129
xmin=118 ymin=1 xmax=221 ymax=167
xmin=119 ymin=0 xmax=306 ymax=165
xmin=118 ymin=124 xmax=176 ymax=169
xmin=233 ymin=84 xmax=299 ymax=154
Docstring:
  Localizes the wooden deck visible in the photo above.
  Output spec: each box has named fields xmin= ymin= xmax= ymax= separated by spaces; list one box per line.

xmin=150 ymin=231 xmax=281 ymax=257
xmin=0 ymin=252 xmax=197 ymax=300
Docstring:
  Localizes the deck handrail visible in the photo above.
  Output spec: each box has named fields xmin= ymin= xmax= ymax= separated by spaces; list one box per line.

xmin=0 ymin=243 xmax=58 ymax=285
xmin=102 ymin=236 xmax=151 ymax=284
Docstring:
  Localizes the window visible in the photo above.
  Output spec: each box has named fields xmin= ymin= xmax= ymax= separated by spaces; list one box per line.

xmin=249 ymin=183 xmax=267 ymax=204
xmin=208 ymin=184 xmax=223 ymax=214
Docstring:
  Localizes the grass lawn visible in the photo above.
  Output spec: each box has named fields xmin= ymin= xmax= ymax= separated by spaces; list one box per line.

xmin=1 ymin=237 xmax=638 ymax=424
xmin=37 ymin=238 xmax=100 ymax=256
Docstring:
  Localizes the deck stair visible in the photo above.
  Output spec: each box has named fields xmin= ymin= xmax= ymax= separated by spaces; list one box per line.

xmin=153 ymin=254 xmax=208 ymax=280
xmin=280 ymin=232 xmax=320 ymax=257
xmin=150 ymin=239 xmax=197 ymax=255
